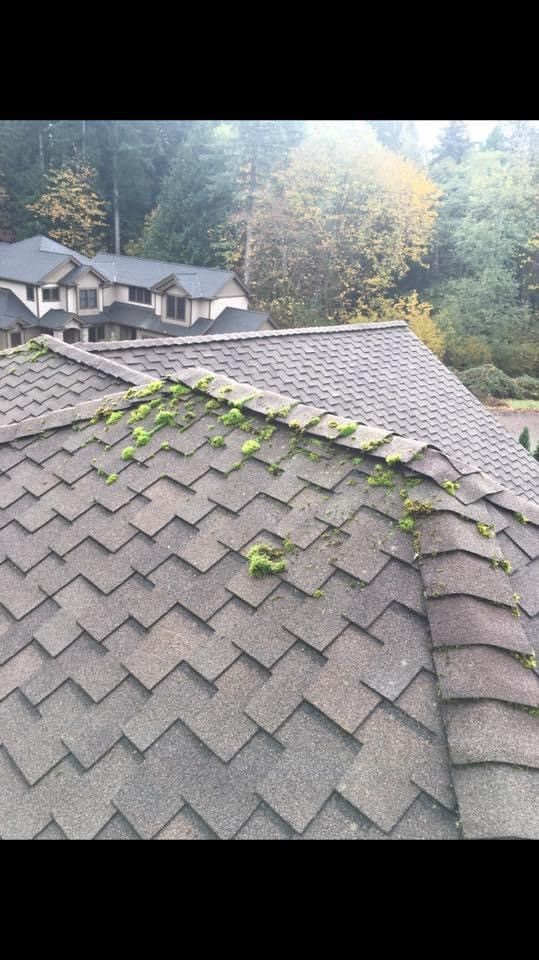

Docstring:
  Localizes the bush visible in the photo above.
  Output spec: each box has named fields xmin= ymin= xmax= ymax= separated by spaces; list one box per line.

xmin=519 ymin=427 xmax=530 ymax=451
xmin=514 ymin=375 xmax=539 ymax=400
xmin=491 ymin=341 xmax=539 ymax=378
xmin=445 ymin=335 xmax=493 ymax=369
xmin=458 ymin=364 xmax=523 ymax=400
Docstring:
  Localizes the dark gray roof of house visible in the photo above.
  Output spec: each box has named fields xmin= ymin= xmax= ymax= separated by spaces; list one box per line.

xmin=209 ymin=307 xmax=274 ymax=333
xmin=91 ymin=252 xmax=244 ymax=299
xmin=0 ymin=236 xmax=90 ymax=283
xmin=82 ymin=322 xmax=539 ymax=502
xmin=39 ymin=309 xmax=79 ymax=331
xmin=0 ymin=366 xmax=537 ymax=840
xmin=0 ymin=287 xmax=37 ymax=330
xmin=0 ymin=338 xmax=152 ymax=426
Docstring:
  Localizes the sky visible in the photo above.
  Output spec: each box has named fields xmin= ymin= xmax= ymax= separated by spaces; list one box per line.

xmin=307 ymin=120 xmax=538 ymax=152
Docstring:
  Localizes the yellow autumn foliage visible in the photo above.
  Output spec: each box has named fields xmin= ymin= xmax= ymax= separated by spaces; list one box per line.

xmin=27 ymin=165 xmax=107 ymax=255
xmin=349 ymin=291 xmax=446 ymax=358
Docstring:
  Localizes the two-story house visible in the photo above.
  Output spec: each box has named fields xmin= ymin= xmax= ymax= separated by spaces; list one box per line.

xmin=0 ymin=235 xmax=274 ymax=349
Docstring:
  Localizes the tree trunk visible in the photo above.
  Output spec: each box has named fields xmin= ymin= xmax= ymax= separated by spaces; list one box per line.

xmin=111 ymin=121 xmax=121 ymax=254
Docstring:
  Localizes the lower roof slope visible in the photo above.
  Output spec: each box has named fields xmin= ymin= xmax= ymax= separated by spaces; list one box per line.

xmin=0 ymin=367 xmax=537 ymax=840
xmin=0 ymin=338 xmax=153 ymax=426
xmin=83 ymin=322 xmax=539 ymax=502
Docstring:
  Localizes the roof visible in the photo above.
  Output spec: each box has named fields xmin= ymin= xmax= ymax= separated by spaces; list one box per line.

xmin=91 ymin=252 xmax=245 ymax=299
xmin=210 ymin=307 xmax=274 ymax=334
xmin=0 ymin=236 xmax=90 ymax=284
xmin=82 ymin=322 xmax=539 ymax=502
xmin=0 ymin=287 xmax=37 ymax=330
xmin=0 ymin=236 xmax=245 ymax=298
xmin=0 ymin=365 xmax=537 ymax=840
xmin=0 ymin=338 xmax=152 ymax=426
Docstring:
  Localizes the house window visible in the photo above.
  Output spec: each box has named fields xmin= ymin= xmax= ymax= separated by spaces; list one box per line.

xmin=128 ymin=286 xmax=152 ymax=305
xmin=118 ymin=325 xmax=137 ymax=340
xmin=63 ymin=329 xmax=80 ymax=344
xmin=42 ymin=287 xmax=60 ymax=301
xmin=89 ymin=326 xmax=106 ymax=342
xmin=79 ymin=289 xmax=98 ymax=310
xmin=10 ymin=332 xmax=22 ymax=347
xmin=26 ymin=285 xmax=35 ymax=301
xmin=166 ymin=295 xmax=186 ymax=321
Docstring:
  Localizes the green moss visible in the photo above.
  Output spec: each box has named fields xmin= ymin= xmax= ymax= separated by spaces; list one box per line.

xmin=121 ymin=446 xmax=135 ymax=461
xmin=128 ymin=403 xmax=152 ymax=424
xmin=491 ymin=556 xmax=512 ymax=574
xmin=267 ymin=463 xmax=281 ymax=475
xmin=304 ymin=416 xmax=321 ymax=429
xmin=193 ymin=374 xmax=215 ymax=392
xmin=258 ymin=425 xmax=275 ymax=441
xmin=210 ymin=435 xmax=226 ymax=448
xmin=217 ymin=385 xmax=233 ymax=397
xmin=105 ymin=411 xmax=124 ymax=426
xmin=351 ymin=456 xmax=363 ymax=466
xmin=105 ymin=473 xmax=118 ymax=485
xmin=124 ymin=380 xmax=163 ymax=400
xmin=246 ymin=543 xmax=287 ymax=578
xmin=385 ymin=453 xmax=402 ymax=465
xmin=154 ymin=408 xmax=176 ymax=427
xmin=205 ymin=398 xmax=221 ymax=411
xmin=308 ymin=452 xmax=320 ymax=462
xmin=241 ymin=439 xmax=260 ymax=456
xmin=132 ymin=427 xmax=152 ymax=447
xmin=289 ymin=420 xmax=302 ymax=431
xmin=442 ymin=479 xmax=460 ymax=496
xmin=160 ymin=441 xmax=171 ymax=450
xmin=476 ymin=522 xmax=495 ymax=539
xmin=515 ymin=512 xmax=529 ymax=524
xmin=167 ymin=383 xmax=190 ymax=398
xmin=360 ymin=436 xmax=388 ymax=452
xmin=398 ymin=516 xmax=415 ymax=532
xmin=337 ymin=422 xmax=357 ymax=437
xmin=219 ymin=407 xmax=244 ymax=427
xmin=514 ymin=651 xmax=537 ymax=670
xmin=282 ymin=535 xmax=295 ymax=554
xmin=403 ymin=497 xmax=434 ymax=516
xmin=367 ymin=465 xmax=395 ymax=488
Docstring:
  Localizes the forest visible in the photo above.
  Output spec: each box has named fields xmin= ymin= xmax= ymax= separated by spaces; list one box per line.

xmin=0 ymin=119 xmax=537 ymax=394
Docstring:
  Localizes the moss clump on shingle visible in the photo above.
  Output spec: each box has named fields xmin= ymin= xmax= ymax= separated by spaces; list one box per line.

xmin=241 ymin=439 xmax=260 ymax=456
xmin=246 ymin=543 xmax=287 ymax=578
xmin=335 ymin=422 xmax=357 ymax=437
xmin=125 ymin=380 xmax=163 ymax=400
xmin=128 ymin=403 xmax=152 ymax=424
xmin=154 ymin=408 xmax=176 ymax=427
xmin=219 ymin=407 xmax=244 ymax=427
xmin=132 ymin=427 xmax=152 ymax=447
xmin=385 ymin=453 xmax=401 ymax=465
xmin=398 ymin=516 xmax=415 ymax=533
xmin=105 ymin=411 xmax=124 ymax=426
xmin=209 ymin=435 xmax=226 ymax=448
xmin=367 ymin=465 xmax=395 ymax=488
xmin=193 ymin=374 xmax=215 ymax=392
xmin=442 ymin=479 xmax=460 ymax=496
xmin=476 ymin=521 xmax=495 ymax=538
xmin=514 ymin=651 xmax=537 ymax=670
xmin=121 ymin=446 xmax=135 ymax=461
xmin=402 ymin=497 xmax=434 ymax=516
xmin=105 ymin=473 xmax=118 ymax=485
xmin=360 ymin=436 xmax=388 ymax=452
xmin=167 ymin=383 xmax=190 ymax=398
xmin=514 ymin=512 xmax=529 ymax=524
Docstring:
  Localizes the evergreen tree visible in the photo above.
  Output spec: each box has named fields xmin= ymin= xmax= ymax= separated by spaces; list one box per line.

xmin=533 ymin=443 xmax=539 ymax=461
xmin=432 ymin=121 xmax=471 ymax=164
xmin=367 ymin=120 xmax=422 ymax=164
xmin=518 ymin=426 xmax=530 ymax=450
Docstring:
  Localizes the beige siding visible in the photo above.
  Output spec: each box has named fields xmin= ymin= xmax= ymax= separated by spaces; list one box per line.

xmin=210 ymin=296 xmax=249 ymax=319
xmin=0 ymin=279 xmax=39 ymax=316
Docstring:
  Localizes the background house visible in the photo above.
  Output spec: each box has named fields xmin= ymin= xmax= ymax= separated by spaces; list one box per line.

xmin=0 ymin=236 xmax=273 ymax=349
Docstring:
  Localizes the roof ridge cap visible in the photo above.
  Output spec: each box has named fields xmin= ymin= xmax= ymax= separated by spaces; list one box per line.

xmin=81 ymin=320 xmax=409 ymax=352
xmin=25 ymin=335 xmax=155 ymax=387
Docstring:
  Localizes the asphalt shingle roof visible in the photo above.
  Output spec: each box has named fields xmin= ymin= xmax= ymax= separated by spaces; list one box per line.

xmin=0 ymin=365 xmax=537 ymax=840
xmin=0 ymin=338 xmax=152 ymax=426
xmin=0 ymin=287 xmax=37 ymax=331
xmin=0 ymin=236 xmax=90 ymax=283
xmin=82 ymin=322 xmax=539 ymax=502
xmin=91 ymin=253 xmax=243 ymax=299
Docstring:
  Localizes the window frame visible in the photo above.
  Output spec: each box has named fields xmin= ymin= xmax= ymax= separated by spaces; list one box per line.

xmin=89 ymin=325 xmax=106 ymax=343
xmin=42 ymin=286 xmax=60 ymax=302
xmin=166 ymin=294 xmax=186 ymax=322
xmin=26 ymin=285 xmax=35 ymax=301
xmin=79 ymin=289 xmax=98 ymax=311
xmin=128 ymin=286 xmax=152 ymax=305
xmin=9 ymin=331 xmax=22 ymax=347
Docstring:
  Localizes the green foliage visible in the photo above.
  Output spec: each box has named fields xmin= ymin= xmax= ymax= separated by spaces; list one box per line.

xmin=209 ymin=435 xmax=225 ymax=448
xmin=193 ymin=374 xmax=215 ymax=392
xmin=459 ymin=364 xmax=523 ymax=400
xmin=132 ymin=427 xmax=152 ymax=447
xmin=398 ymin=516 xmax=415 ymax=532
xmin=514 ymin=651 xmax=537 ymax=670
xmin=167 ymin=383 xmax=190 ymax=398
xmin=160 ymin=441 xmax=171 ymax=450
xmin=105 ymin=473 xmax=118 ymax=485
xmin=515 ymin=512 xmax=529 ymax=524
xmin=514 ymin=375 xmax=539 ymax=400
xmin=336 ymin=422 xmax=357 ymax=437
xmin=385 ymin=454 xmax=402 ymax=465
xmin=402 ymin=498 xmax=434 ymax=516
xmin=125 ymin=381 xmax=163 ymax=400
xmin=518 ymin=427 xmax=530 ymax=450
xmin=26 ymin=163 xmax=107 ymax=255
xmin=121 ymin=446 xmax=135 ymax=461
xmin=312 ymin=589 xmax=325 ymax=599
xmin=246 ymin=543 xmax=287 ymax=578
xmin=533 ymin=443 xmax=539 ymax=462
